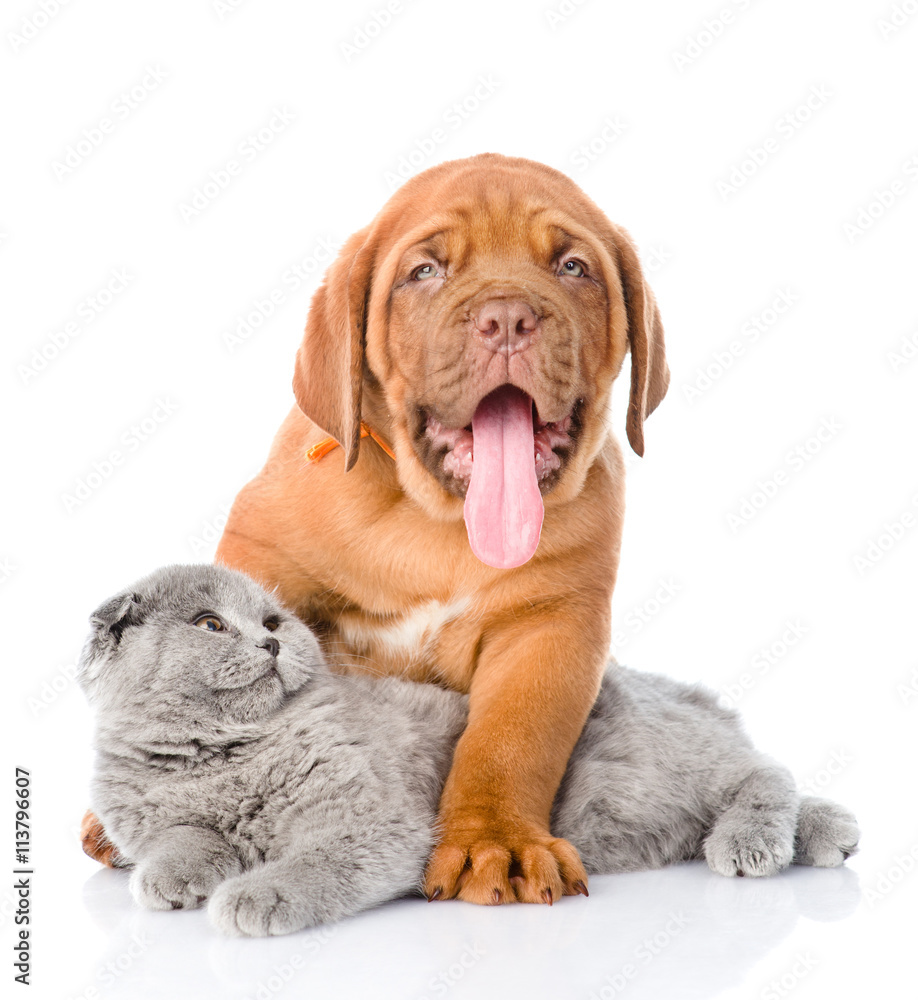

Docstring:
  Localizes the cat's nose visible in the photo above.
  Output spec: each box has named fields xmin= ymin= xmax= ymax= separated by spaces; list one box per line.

xmin=259 ymin=636 xmax=280 ymax=658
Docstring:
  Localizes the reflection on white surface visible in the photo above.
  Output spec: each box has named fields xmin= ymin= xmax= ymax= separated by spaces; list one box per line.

xmin=76 ymin=861 xmax=862 ymax=1000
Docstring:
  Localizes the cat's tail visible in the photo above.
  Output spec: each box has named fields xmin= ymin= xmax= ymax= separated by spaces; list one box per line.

xmin=793 ymin=796 xmax=860 ymax=868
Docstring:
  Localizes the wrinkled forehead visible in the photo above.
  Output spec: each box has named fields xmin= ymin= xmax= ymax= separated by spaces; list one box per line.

xmin=374 ymin=178 xmax=613 ymax=279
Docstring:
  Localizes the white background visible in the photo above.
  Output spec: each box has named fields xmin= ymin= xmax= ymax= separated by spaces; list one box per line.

xmin=4 ymin=1 xmax=917 ymax=997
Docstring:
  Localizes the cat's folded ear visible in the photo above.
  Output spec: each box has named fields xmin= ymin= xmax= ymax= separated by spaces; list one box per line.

xmin=78 ymin=591 xmax=145 ymax=693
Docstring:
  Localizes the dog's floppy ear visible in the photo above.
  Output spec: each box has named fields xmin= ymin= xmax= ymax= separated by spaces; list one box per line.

xmin=607 ymin=225 xmax=669 ymax=457
xmin=293 ymin=227 xmax=374 ymax=471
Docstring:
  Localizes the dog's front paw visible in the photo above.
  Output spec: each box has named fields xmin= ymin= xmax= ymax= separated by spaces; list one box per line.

xmin=704 ymin=820 xmax=795 ymax=878
xmin=208 ymin=873 xmax=312 ymax=937
xmin=424 ymin=817 xmax=590 ymax=905
xmin=130 ymin=854 xmax=238 ymax=911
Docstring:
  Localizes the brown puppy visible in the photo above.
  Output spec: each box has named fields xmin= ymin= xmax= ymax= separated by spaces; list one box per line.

xmin=83 ymin=154 xmax=668 ymax=905
xmin=216 ymin=153 xmax=668 ymax=904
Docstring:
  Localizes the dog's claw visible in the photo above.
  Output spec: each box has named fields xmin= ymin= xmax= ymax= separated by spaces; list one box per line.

xmin=736 ymin=869 xmax=745 ymax=878
xmin=492 ymin=888 xmax=502 ymax=904
xmin=541 ymin=887 xmax=553 ymax=906
xmin=573 ymin=879 xmax=589 ymax=897
xmin=427 ymin=886 xmax=443 ymax=902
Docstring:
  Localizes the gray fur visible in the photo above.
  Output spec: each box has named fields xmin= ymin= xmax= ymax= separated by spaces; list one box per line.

xmin=79 ymin=564 xmax=859 ymax=936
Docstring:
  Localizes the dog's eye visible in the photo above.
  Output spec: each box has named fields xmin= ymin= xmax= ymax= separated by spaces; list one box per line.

xmin=264 ymin=618 xmax=280 ymax=632
xmin=194 ymin=614 xmax=226 ymax=632
xmin=412 ymin=264 xmax=439 ymax=281
xmin=561 ymin=259 xmax=586 ymax=278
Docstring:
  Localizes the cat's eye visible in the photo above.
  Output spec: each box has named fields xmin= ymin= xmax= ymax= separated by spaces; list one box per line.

xmin=194 ymin=614 xmax=226 ymax=632
xmin=264 ymin=618 xmax=280 ymax=632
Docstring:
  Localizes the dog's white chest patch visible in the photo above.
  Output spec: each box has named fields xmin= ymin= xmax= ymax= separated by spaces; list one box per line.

xmin=338 ymin=598 xmax=470 ymax=659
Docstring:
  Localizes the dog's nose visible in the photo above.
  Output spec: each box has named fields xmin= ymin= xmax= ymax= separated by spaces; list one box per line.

xmin=259 ymin=636 xmax=280 ymax=658
xmin=474 ymin=299 xmax=540 ymax=355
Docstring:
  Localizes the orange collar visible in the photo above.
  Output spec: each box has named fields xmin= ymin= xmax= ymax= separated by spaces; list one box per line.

xmin=305 ymin=422 xmax=396 ymax=464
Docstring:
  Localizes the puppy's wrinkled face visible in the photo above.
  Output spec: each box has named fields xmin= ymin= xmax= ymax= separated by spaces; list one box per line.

xmin=79 ymin=565 xmax=324 ymax=736
xmin=363 ymin=167 xmax=630 ymax=524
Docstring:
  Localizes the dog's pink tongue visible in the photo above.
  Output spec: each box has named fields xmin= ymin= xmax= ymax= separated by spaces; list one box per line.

xmin=464 ymin=386 xmax=544 ymax=569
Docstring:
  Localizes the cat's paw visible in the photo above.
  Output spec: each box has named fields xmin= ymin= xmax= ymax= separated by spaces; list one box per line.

xmin=704 ymin=820 xmax=795 ymax=878
xmin=208 ymin=873 xmax=312 ymax=936
xmin=130 ymin=854 xmax=238 ymax=911
xmin=794 ymin=797 xmax=860 ymax=867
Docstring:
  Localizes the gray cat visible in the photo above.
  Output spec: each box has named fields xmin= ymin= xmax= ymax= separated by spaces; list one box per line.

xmin=78 ymin=564 xmax=859 ymax=937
